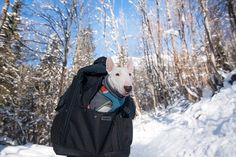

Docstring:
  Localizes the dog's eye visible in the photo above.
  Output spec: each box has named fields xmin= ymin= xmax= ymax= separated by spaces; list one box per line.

xmin=129 ymin=73 xmax=132 ymax=76
xmin=115 ymin=73 xmax=120 ymax=76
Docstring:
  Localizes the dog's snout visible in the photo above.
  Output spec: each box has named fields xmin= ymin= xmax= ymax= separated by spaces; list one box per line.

xmin=124 ymin=86 xmax=132 ymax=92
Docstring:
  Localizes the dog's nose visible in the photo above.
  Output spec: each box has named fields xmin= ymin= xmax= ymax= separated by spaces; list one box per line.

xmin=124 ymin=86 xmax=132 ymax=92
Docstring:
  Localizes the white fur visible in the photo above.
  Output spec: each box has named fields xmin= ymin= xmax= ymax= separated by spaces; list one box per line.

xmin=106 ymin=57 xmax=133 ymax=96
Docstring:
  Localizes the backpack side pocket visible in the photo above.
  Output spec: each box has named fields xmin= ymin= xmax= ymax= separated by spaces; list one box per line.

xmin=116 ymin=116 xmax=133 ymax=150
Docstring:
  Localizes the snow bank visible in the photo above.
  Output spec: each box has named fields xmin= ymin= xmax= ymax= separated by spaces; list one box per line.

xmin=131 ymin=83 xmax=236 ymax=157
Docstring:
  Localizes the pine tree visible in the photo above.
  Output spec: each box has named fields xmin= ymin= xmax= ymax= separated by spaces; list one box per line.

xmin=0 ymin=0 xmax=22 ymax=104
xmin=118 ymin=46 xmax=127 ymax=67
xmin=0 ymin=0 xmax=10 ymax=31
xmin=72 ymin=25 xmax=95 ymax=73
xmin=26 ymin=34 xmax=62 ymax=145
xmin=0 ymin=0 xmax=27 ymax=145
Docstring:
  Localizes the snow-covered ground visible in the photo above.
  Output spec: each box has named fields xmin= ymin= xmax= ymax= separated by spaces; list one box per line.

xmin=1 ymin=74 xmax=236 ymax=157
xmin=0 ymin=144 xmax=63 ymax=157
xmin=131 ymin=84 xmax=236 ymax=157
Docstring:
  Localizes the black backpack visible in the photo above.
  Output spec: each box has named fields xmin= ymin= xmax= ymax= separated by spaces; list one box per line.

xmin=51 ymin=57 xmax=135 ymax=157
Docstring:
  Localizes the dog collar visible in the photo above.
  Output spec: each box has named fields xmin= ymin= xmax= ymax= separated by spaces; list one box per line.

xmin=100 ymin=85 xmax=125 ymax=112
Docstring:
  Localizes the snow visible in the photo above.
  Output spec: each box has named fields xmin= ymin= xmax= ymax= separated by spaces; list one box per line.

xmin=202 ymin=87 xmax=213 ymax=98
xmin=131 ymin=81 xmax=236 ymax=157
xmin=0 ymin=144 xmax=64 ymax=157
xmin=1 ymin=77 xmax=236 ymax=157
xmin=163 ymin=29 xmax=179 ymax=37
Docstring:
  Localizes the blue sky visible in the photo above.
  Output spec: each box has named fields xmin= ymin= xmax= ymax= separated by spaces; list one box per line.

xmin=90 ymin=0 xmax=141 ymax=58
xmin=1 ymin=0 xmax=205 ymax=65
xmin=0 ymin=0 xmax=141 ymax=58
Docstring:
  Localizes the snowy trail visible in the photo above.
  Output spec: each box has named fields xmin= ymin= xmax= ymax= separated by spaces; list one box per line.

xmin=131 ymin=83 xmax=236 ymax=157
xmin=1 ymin=83 xmax=236 ymax=157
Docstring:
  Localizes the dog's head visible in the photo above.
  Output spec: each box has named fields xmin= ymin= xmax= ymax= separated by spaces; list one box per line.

xmin=106 ymin=57 xmax=133 ymax=96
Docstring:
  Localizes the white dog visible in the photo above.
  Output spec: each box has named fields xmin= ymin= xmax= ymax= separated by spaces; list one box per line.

xmin=89 ymin=57 xmax=134 ymax=112
xmin=106 ymin=57 xmax=133 ymax=96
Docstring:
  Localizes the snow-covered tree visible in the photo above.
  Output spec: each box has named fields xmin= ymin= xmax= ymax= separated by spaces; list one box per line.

xmin=72 ymin=25 xmax=95 ymax=73
xmin=25 ymin=34 xmax=62 ymax=145
xmin=26 ymin=0 xmax=80 ymax=96
xmin=0 ymin=0 xmax=22 ymax=104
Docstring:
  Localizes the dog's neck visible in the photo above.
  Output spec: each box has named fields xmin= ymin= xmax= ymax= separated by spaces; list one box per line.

xmin=103 ymin=76 xmax=125 ymax=98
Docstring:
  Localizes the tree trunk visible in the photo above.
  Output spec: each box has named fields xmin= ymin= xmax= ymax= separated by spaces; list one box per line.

xmin=58 ymin=0 xmax=75 ymax=97
xmin=198 ymin=0 xmax=224 ymax=89
xmin=166 ymin=0 xmax=183 ymax=87
xmin=227 ymin=0 xmax=236 ymax=32
xmin=198 ymin=0 xmax=217 ymax=67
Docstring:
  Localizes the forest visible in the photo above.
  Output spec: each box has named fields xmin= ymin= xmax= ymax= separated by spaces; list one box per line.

xmin=0 ymin=0 xmax=236 ymax=146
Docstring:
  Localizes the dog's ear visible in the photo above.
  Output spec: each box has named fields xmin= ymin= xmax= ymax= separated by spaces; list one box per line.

xmin=127 ymin=58 xmax=133 ymax=73
xmin=106 ymin=57 xmax=114 ymax=73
